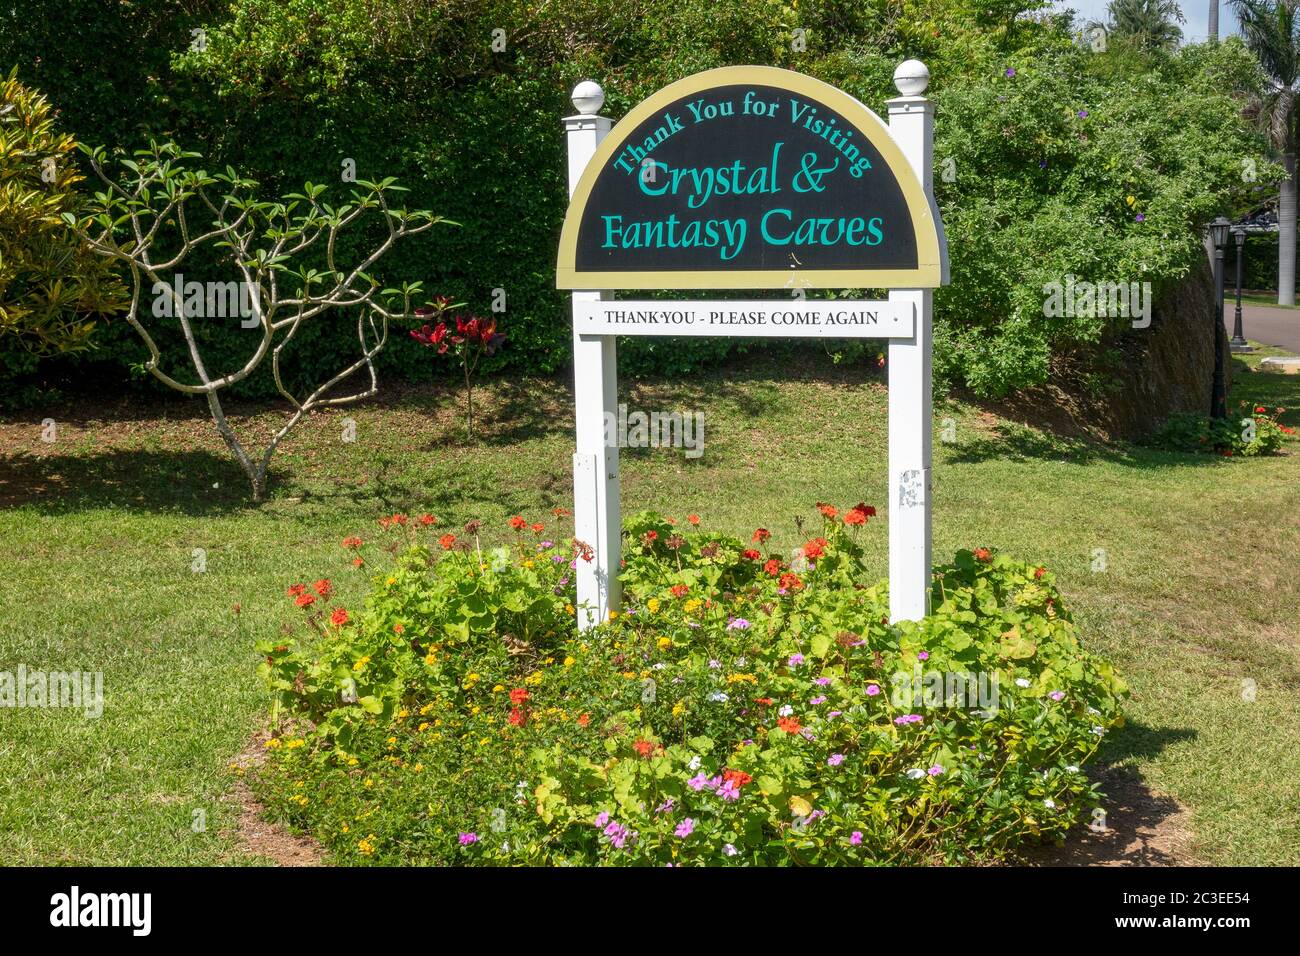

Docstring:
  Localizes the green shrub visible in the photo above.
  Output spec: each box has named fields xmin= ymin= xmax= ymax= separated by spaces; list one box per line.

xmin=252 ymin=504 xmax=1126 ymax=865
xmin=1147 ymin=402 xmax=1294 ymax=456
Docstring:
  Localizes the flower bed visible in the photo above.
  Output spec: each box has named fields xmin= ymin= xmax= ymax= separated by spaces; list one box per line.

xmin=252 ymin=505 xmax=1126 ymax=865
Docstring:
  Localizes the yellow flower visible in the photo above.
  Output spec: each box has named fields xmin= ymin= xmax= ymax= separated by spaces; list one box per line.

xmin=418 ymin=722 xmax=429 ymax=732
xmin=726 ymin=673 xmax=757 ymax=684
xmin=425 ymin=653 xmax=437 ymax=666
xmin=471 ymin=705 xmax=481 ymax=715
xmin=563 ymin=656 xmax=575 ymax=667
xmin=264 ymin=738 xmax=281 ymax=749
xmin=622 ymin=671 xmax=637 ymax=679
xmin=353 ymin=656 xmax=370 ymax=672
xmin=524 ymin=559 xmax=534 ymax=568
xmin=492 ymin=684 xmax=505 ymax=693
xmin=413 ymin=763 xmax=423 ymax=772
xmin=647 ymin=598 xmax=660 ymax=614
xmin=386 ymin=577 xmax=396 ymax=587
xmin=656 ymin=637 xmax=673 ymax=650
xmin=565 ymin=603 xmax=575 ymax=615
xmin=364 ymin=778 xmax=374 ymax=788
xmin=285 ymin=738 xmax=305 ymax=749
xmin=672 ymin=701 xmax=685 ymax=717
xmin=683 ymin=598 xmax=702 ymax=613
xmin=608 ymin=610 xmax=619 ymax=620
xmin=525 ymin=671 xmax=543 ymax=686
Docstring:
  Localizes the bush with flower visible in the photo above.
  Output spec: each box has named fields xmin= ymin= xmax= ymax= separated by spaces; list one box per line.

xmin=1147 ymin=403 xmax=1294 ymax=457
xmin=252 ymin=503 xmax=1126 ymax=865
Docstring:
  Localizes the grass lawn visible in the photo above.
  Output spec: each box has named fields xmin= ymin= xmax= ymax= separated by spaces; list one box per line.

xmin=1 ymin=351 xmax=1298 ymax=865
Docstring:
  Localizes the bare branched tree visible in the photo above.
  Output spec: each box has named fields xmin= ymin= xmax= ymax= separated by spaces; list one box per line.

xmin=66 ymin=140 xmax=452 ymax=500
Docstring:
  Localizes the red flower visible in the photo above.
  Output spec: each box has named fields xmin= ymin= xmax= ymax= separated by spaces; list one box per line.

xmin=331 ymin=608 xmax=349 ymax=627
xmin=419 ymin=513 xmax=437 ymax=526
xmin=577 ymin=713 xmax=590 ymax=727
xmin=687 ymin=514 xmax=700 ymax=525
xmin=531 ymin=522 xmax=545 ymax=533
xmin=670 ymin=584 xmax=689 ymax=598
xmin=313 ymin=579 xmax=332 ymax=598
xmin=352 ymin=557 xmax=364 ymax=568
xmin=508 ymin=707 xmax=526 ymax=726
xmin=633 ymin=739 xmax=655 ymax=757
xmin=754 ymin=697 xmax=774 ymax=706
xmin=509 ymin=688 xmax=530 ymax=705
xmin=644 ymin=530 xmax=659 ymax=542
xmin=764 ymin=558 xmax=782 ymax=576
xmin=778 ymin=572 xmax=803 ymax=591
xmin=553 ymin=507 xmax=571 ymax=518
xmin=816 ymin=502 xmax=838 ymax=520
xmin=844 ymin=503 xmax=875 ymax=526
xmin=1255 ymin=406 xmax=1267 ymax=414
xmin=752 ymin=528 xmax=771 ymax=544
xmin=723 ymin=769 xmax=752 ymax=788
xmin=1033 ymin=566 xmax=1046 ymax=580
xmin=973 ymin=547 xmax=993 ymax=563
xmin=287 ymin=583 xmax=307 ymax=597
xmin=439 ymin=533 xmax=456 ymax=549
xmin=294 ymin=593 xmax=316 ymax=608
xmin=509 ymin=515 xmax=527 ymax=530
xmin=341 ymin=536 xmax=363 ymax=549
xmin=742 ymin=548 xmax=761 ymax=560
xmin=802 ymin=537 xmax=828 ymax=560
xmin=777 ymin=716 xmax=802 ymax=734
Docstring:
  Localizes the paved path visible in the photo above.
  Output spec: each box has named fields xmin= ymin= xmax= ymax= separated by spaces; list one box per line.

xmin=1237 ymin=304 xmax=1300 ymax=352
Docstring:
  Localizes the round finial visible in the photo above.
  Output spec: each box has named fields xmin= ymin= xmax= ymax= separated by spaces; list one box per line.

xmin=571 ymin=80 xmax=605 ymax=115
xmin=893 ymin=59 xmax=930 ymax=96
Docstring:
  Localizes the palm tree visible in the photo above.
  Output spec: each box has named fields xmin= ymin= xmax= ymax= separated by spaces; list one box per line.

xmin=1211 ymin=0 xmax=1221 ymax=40
xmin=1232 ymin=0 xmax=1300 ymax=305
xmin=1095 ymin=0 xmax=1187 ymax=49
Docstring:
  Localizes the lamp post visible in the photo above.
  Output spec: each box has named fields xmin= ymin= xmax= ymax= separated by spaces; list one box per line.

xmin=1209 ymin=216 xmax=1230 ymax=419
xmin=1230 ymin=225 xmax=1252 ymax=352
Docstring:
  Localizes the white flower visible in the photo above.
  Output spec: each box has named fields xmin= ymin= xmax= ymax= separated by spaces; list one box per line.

xmin=1065 ymin=765 xmax=1080 ymax=773
xmin=688 ymin=755 xmax=701 ymax=771
xmin=1015 ymin=678 xmax=1031 ymax=689
xmin=735 ymin=656 xmax=747 ymax=667
xmin=652 ymin=662 xmax=666 ymax=670
xmin=906 ymin=768 xmax=926 ymax=779
xmin=1043 ymin=799 xmax=1056 ymax=809
xmin=722 ymin=843 xmax=738 ymax=857
xmin=778 ymin=705 xmax=794 ymax=717
xmin=709 ymin=692 xmax=729 ymax=703
xmin=1091 ymin=725 xmax=1105 ymax=736
xmin=1087 ymin=706 xmax=1100 ymax=716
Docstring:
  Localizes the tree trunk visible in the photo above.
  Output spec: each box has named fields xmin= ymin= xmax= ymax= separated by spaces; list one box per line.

xmin=1208 ymin=1 xmax=1218 ymax=42
xmin=1280 ymin=152 xmax=1297 ymax=307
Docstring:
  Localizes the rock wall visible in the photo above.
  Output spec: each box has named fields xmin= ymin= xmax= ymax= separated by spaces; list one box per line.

xmin=991 ymin=254 xmax=1231 ymax=442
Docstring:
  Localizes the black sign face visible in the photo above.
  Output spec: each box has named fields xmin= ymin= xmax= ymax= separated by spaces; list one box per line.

xmin=557 ymin=67 xmax=943 ymax=290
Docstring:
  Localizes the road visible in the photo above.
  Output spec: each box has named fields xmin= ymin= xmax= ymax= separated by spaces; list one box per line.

xmin=1237 ymin=303 xmax=1300 ymax=352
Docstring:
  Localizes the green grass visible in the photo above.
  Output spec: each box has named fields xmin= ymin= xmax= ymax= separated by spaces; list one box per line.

xmin=1 ymin=354 xmax=1298 ymax=865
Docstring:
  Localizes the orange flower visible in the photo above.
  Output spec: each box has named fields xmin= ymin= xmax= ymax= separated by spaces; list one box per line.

xmin=816 ymin=502 xmax=838 ymax=520
xmin=531 ymin=522 xmax=545 ymax=533
xmin=439 ymin=533 xmax=456 ymax=550
xmin=752 ymin=528 xmax=771 ymax=544
xmin=508 ymin=707 xmax=526 ymax=726
xmin=418 ymin=513 xmax=437 ymax=526
xmin=844 ymin=503 xmax=875 ymax=526
xmin=294 ymin=593 xmax=316 ymax=608
xmin=509 ymin=515 xmax=527 ymax=530
xmin=973 ymin=547 xmax=992 ymax=563
xmin=802 ymin=537 xmax=828 ymax=560
xmin=553 ymin=507 xmax=571 ymax=517
xmin=577 ymin=713 xmax=591 ymax=727
xmin=342 ymin=536 xmax=363 ymax=549
xmin=687 ymin=514 xmax=700 ymax=525
xmin=1033 ymin=566 xmax=1046 ymax=580
xmin=633 ymin=739 xmax=655 ymax=757
xmin=764 ymin=558 xmax=782 ymax=576
xmin=509 ymin=688 xmax=530 ymax=705
xmin=778 ymin=572 xmax=803 ymax=591
xmin=777 ymin=716 xmax=802 ymax=734
xmin=313 ymin=579 xmax=333 ymax=598
xmin=670 ymin=584 xmax=689 ymax=598
xmin=331 ymin=608 xmax=349 ymax=626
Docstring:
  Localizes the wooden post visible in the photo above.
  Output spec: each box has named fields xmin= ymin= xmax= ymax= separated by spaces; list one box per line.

xmin=886 ymin=61 xmax=935 ymax=623
xmin=565 ymin=82 xmax=621 ymax=630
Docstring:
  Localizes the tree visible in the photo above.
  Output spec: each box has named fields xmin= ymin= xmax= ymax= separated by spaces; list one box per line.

xmin=1232 ymin=0 xmax=1300 ymax=305
xmin=69 ymin=140 xmax=452 ymax=500
xmin=0 ymin=71 xmax=125 ymax=354
xmin=1093 ymin=0 xmax=1187 ymax=49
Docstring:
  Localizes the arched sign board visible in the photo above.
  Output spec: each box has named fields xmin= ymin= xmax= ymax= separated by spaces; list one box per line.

xmin=557 ymin=64 xmax=948 ymax=630
xmin=558 ymin=67 xmax=946 ymax=292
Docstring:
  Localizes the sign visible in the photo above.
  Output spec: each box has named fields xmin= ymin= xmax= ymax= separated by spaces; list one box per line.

xmin=559 ymin=63 xmax=948 ymax=631
xmin=557 ymin=67 xmax=944 ymax=290
xmin=573 ymin=298 xmax=914 ymax=338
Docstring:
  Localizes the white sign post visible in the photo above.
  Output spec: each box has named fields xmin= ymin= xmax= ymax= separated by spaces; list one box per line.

xmin=561 ymin=64 xmax=945 ymax=630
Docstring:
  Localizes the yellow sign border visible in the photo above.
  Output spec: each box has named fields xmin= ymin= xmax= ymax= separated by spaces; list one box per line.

xmin=556 ymin=65 xmax=945 ymax=290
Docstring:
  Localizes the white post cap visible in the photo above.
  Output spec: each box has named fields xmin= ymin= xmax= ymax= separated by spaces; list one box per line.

xmin=571 ymin=80 xmax=605 ymax=115
xmin=893 ymin=59 xmax=930 ymax=96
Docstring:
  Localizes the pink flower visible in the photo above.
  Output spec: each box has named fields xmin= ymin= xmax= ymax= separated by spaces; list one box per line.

xmin=866 ymin=684 xmax=881 ymax=696
xmin=850 ymin=831 xmax=863 ymax=845
xmin=827 ymin=754 xmax=845 ymax=767
xmin=675 ymin=818 xmax=696 ymax=838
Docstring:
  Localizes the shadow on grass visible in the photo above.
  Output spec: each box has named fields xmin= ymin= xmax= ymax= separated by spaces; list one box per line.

xmin=1017 ymin=720 xmax=1199 ymax=866
xmin=0 ymin=448 xmax=254 ymax=515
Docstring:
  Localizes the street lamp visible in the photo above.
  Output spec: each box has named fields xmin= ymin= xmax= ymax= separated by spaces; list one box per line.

xmin=1209 ymin=216 xmax=1230 ymax=419
xmin=1230 ymin=225 xmax=1252 ymax=353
